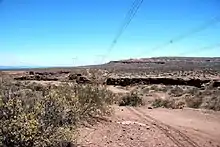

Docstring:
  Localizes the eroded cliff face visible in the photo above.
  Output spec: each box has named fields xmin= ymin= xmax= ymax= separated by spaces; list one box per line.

xmin=106 ymin=77 xmax=220 ymax=88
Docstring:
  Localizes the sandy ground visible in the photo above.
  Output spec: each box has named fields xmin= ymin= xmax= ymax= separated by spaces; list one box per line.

xmin=107 ymin=86 xmax=130 ymax=94
xmin=28 ymin=80 xmax=62 ymax=86
xmin=78 ymin=106 xmax=220 ymax=147
xmin=2 ymin=70 xmax=220 ymax=147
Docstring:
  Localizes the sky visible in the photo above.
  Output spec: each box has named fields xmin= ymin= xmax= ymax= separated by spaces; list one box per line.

xmin=0 ymin=0 xmax=220 ymax=67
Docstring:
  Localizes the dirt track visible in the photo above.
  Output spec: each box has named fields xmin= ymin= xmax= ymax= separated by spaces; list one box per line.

xmin=2 ymin=57 xmax=220 ymax=147
xmin=79 ymin=106 xmax=220 ymax=147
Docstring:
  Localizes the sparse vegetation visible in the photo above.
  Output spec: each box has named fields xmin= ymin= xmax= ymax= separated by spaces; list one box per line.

xmin=185 ymin=89 xmax=220 ymax=110
xmin=119 ymin=92 xmax=143 ymax=106
xmin=141 ymin=86 xmax=150 ymax=94
xmin=0 ymin=79 xmax=114 ymax=147
xmin=1 ymin=57 xmax=220 ymax=146
xmin=69 ymin=68 xmax=109 ymax=85
xmin=169 ymin=86 xmax=185 ymax=97
xmin=203 ymin=96 xmax=220 ymax=111
xmin=149 ymin=85 xmax=158 ymax=91
xmin=187 ymin=87 xmax=200 ymax=96
xmin=185 ymin=96 xmax=203 ymax=108
xmin=150 ymin=88 xmax=220 ymax=110
xmin=152 ymin=98 xmax=175 ymax=109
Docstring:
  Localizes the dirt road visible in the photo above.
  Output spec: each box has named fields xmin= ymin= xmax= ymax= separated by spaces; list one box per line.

xmin=79 ymin=106 xmax=220 ymax=147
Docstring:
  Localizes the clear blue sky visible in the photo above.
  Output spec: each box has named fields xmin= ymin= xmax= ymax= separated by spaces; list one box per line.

xmin=0 ymin=0 xmax=220 ymax=67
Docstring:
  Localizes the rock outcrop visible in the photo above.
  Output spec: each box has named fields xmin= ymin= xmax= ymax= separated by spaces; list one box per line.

xmin=106 ymin=77 xmax=212 ymax=88
xmin=212 ymin=80 xmax=220 ymax=88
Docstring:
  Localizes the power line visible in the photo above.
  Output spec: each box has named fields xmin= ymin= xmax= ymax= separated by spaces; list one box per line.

xmin=179 ymin=43 xmax=220 ymax=56
xmin=111 ymin=0 xmax=144 ymax=47
xmin=139 ymin=15 xmax=220 ymax=56
xmin=101 ymin=0 xmax=144 ymax=63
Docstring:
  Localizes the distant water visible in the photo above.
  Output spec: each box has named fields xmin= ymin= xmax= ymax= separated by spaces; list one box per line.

xmin=0 ymin=66 xmax=43 ymax=70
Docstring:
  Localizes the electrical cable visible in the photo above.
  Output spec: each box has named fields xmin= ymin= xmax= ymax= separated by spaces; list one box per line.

xmin=138 ymin=15 xmax=220 ymax=56
xmin=101 ymin=0 xmax=144 ymax=63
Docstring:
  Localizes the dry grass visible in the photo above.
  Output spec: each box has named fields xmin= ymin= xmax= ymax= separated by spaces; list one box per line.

xmin=133 ymin=84 xmax=220 ymax=111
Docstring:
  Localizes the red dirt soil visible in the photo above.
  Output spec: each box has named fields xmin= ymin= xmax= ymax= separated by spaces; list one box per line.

xmin=79 ymin=106 xmax=220 ymax=147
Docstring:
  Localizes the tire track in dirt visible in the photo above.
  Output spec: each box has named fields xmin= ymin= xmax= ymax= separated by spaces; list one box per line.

xmin=136 ymin=107 xmax=200 ymax=147
xmin=127 ymin=107 xmax=200 ymax=147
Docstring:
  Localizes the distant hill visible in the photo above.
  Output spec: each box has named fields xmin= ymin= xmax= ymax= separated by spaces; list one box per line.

xmin=98 ymin=57 xmax=220 ymax=73
xmin=108 ymin=57 xmax=220 ymax=64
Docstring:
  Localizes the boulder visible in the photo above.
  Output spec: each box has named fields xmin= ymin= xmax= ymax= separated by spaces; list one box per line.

xmin=76 ymin=76 xmax=91 ymax=84
xmin=29 ymin=71 xmax=35 ymax=75
xmin=69 ymin=73 xmax=82 ymax=80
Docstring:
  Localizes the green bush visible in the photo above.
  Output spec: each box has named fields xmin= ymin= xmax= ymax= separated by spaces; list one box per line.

xmin=0 ymin=80 xmax=114 ymax=147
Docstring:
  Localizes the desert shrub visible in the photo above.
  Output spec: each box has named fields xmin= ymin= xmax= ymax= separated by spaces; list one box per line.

xmin=0 ymin=80 xmax=114 ymax=147
xmin=187 ymin=87 xmax=199 ymax=96
xmin=141 ymin=86 xmax=150 ymax=94
xmin=119 ymin=93 xmax=143 ymax=106
xmin=0 ymin=82 xmax=76 ymax=147
xmin=205 ymin=97 xmax=220 ymax=111
xmin=157 ymin=85 xmax=171 ymax=92
xmin=53 ymin=83 xmax=115 ymax=124
xmin=26 ymin=82 xmax=48 ymax=91
xmin=150 ymin=85 xmax=158 ymax=91
xmin=68 ymin=73 xmax=82 ymax=81
xmin=185 ymin=96 xmax=203 ymax=108
xmin=174 ymin=100 xmax=186 ymax=109
xmin=69 ymin=69 xmax=109 ymax=85
xmin=201 ymin=90 xmax=220 ymax=111
xmin=169 ymin=86 xmax=184 ymax=97
xmin=152 ymin=98 xmax=175 ymax=109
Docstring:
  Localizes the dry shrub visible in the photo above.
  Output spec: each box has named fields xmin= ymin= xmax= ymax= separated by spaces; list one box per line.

xmin=151 ymin=97 xmax=185 ymax=109
xmin=53 ymin=83 xmax=115 ymax=124
xmin=119 ymin=92 xmax=143 ymax=106
xmin=187 ymin=87 xmax=199 ymax=96
xmin=141 ymin=86 xmax=150 ymax=94
xmin=152 ymin=98 xmax=175 ymax=108
xmin=169 ymin=86 xmax=184 ymax=97
xmin=0 ymin=80 xmax=114 ymax=147
xmin=157 ymin=85 xmax=171 ymax=92
xmin=152 ymin=88 xmax=220 ymax=111
xmin=202 ymin=96 xmax=220 ymax=111
xmin=185 ymin=89 xmax=220 ymax=110
xmin=150 ymin=85 xmax=158 ymax=91
xmin=88 ymin=69 xmax=109 ymax=84
xmin=185 ymin=96 xmax=203 ymax=108
xmin=69 ymin=68 xmax=109 ymax=84
xmin=200 ymin=90 xmax=220 ymax=111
